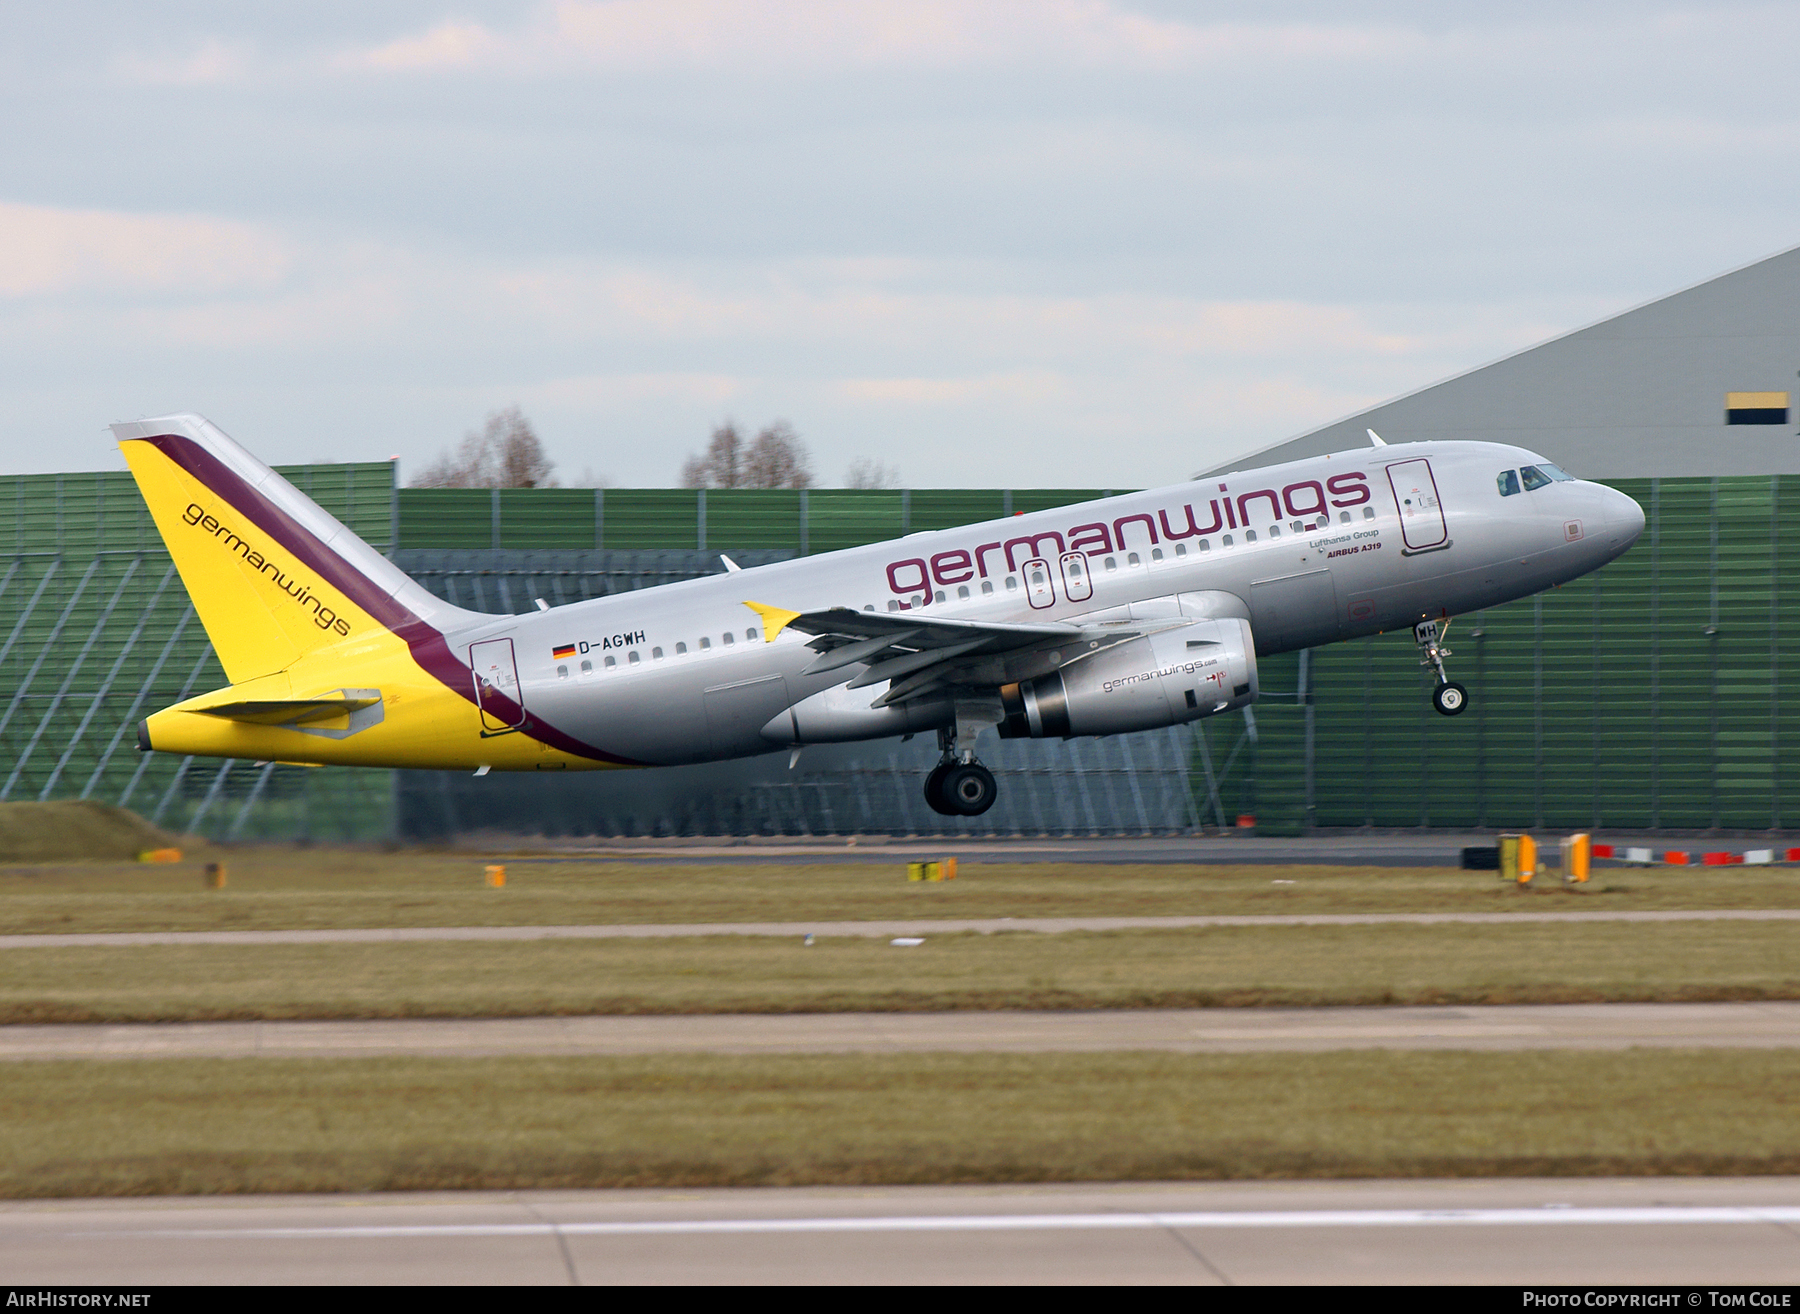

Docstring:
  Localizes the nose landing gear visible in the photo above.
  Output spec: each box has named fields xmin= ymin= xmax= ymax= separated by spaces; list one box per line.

xmin=1415 ymin=619 xmax=1469 ymax=717
xmin=923 ymin=723 xmax=998 ymax=816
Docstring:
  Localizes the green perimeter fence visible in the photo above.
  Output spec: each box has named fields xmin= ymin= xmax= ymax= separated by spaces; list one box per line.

xmin=2 ymin=468 xmax=1796 ymax=837
xmin=392 ymin=486 xmax=1120 ymax=552
xmin=1233 ymin=476 xmax=1800 ymax=834
xmin=0 ymin=464 xmax=398 ymax=841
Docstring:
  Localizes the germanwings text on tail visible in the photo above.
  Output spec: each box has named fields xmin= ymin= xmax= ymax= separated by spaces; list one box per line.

xmin=118 ymin=415 xmax=1644 ymax=816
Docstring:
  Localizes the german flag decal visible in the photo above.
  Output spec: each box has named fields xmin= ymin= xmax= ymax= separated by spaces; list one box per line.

xmin=1726 ymin=391 xmax=1789 ymax=425
xmin=552 ymin=643 xmax=576 ymax=659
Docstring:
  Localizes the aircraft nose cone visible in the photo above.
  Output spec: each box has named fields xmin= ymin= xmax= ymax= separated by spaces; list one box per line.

xmin=1604 ymin=486 xmax=1646 ymax=546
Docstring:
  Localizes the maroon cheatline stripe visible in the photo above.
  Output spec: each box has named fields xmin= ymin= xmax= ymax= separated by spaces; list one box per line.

xmin=141 ymin=434 xmax=644 ymax=767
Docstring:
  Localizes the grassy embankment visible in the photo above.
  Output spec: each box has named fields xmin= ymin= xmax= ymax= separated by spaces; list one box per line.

xmin=4 ymin=839 xmax=1795 ymax=1198
xmin=4 ymin=847 xmax=1799 ymax=935
xmin=4 ymin=1049 xmax=1797 ymax=1197
xmin=3 ymin=918 xmax=1797 ymax=1022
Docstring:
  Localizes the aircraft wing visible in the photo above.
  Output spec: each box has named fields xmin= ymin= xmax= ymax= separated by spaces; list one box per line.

xmin=744 ymin=602 xmax=1159 ymax=707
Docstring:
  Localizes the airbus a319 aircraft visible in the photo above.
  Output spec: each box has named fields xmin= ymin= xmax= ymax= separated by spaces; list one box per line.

xmin=118 ymin=415 xmax=1645 ymax=816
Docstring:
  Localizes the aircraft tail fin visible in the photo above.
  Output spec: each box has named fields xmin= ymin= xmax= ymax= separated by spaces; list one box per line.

xmin=115 ymin=413 xmax=482 ymax=684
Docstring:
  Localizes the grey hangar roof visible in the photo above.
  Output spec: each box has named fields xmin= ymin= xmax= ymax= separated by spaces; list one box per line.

xmin=1211 ymin=244 xmax=1800 ymax=479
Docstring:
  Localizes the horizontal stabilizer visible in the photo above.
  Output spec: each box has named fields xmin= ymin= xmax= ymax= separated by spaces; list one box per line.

xmin=192 ymin=690 xmax=381 ymax=727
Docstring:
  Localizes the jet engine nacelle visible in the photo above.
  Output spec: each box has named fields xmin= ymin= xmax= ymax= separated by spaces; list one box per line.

xmin=997 ymin=618 xmax=1258 ymax=739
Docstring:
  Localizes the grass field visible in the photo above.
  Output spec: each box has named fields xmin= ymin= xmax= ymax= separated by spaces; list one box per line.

xmin=5 ymin=918 xmax=1797 ymax=1022
xmin=3 ymin=1048 xmax=1795 ymax=1198
xmin=3 ymin=849 xmax=1798 ymax=935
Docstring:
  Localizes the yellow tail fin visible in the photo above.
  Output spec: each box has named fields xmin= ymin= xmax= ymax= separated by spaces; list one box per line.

xmin=116 ymin=414 xmax=473 ymax=683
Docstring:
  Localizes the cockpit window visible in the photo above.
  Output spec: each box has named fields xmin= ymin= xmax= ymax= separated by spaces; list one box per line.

xmin=1497 ymin=470 xmax=1521 ymax=497
xmin=1519 ymin=465 xmax=1553 ymax=492
xmin=1538 ymin=462 xmax=1576 ymax=482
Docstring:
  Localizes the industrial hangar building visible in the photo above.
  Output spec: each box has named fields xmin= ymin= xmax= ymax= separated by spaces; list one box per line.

xmin=2 ymin=246 xmax=1798 ymax=838
xmin=1224 ymin=243 xmax=1800 ymax=479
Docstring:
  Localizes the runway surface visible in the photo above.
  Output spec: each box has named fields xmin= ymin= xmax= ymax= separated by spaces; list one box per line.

xmin=6 ymin=1177 xmax=1797 ymax=1283
xmin=5 ymin=906 xmax=1797 ymax=950
xmin=5 ymin=1001 xmax=1797 ymax=1060
xmin=514 ymin=833 xmax=1796 ymax=868
xmin=524 ymin=834 xmax=1482 ymax=867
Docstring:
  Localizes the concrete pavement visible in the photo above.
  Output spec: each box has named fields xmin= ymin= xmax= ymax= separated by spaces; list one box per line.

xmin=4 ymin=1001 xmax=1798 ymax=1060
xmin=5 ymin=906 xmax=1799 ymax=950
xmin=6 ymin=1177 xmax=1798 ymax=1283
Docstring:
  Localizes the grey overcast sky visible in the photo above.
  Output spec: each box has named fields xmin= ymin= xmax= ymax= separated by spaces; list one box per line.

xmin=2 ymin=2 xmax=1796 ymax=487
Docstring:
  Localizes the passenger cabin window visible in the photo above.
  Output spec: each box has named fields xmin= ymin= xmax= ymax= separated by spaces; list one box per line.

xmin=1177 ymin=542 xmax=1189 ymax=556
xmin=699 ymin=637 xmax=711 ymax=649
xmin=1245 ymin=530 xmax=1257 ymax=542
xmin=1005 ymin=576 xmax=1018 ymax=591
xmin=1103 ymin=557 xmax=1117 ymax=572
xmin=1339 ymin=511 xmax=1352 ymax=523
xmin=1196 ymin=540 xmax=1208 ymax=552
xmin=1222 ymin=534 xmax=1234 ymax=547
xmin=652 ymin=647 xmax=664 ymax=659
xmin=957 ymin=585 xmax=970 ymax=599
xmin=981 ymin=580 xmax=993 ymax=594
xmin=1497 ymin=470 xmax=1521 ymax=497
xmin=1268 ymin=526 xmax=1280 ymax=538
xmin=1362 ymin=507 xmax=1376 ymax=520
xmin=604 ymin=655 xmax=616 ymax=669
xmin=675 ymin=643 xmax=687 ymax=655
xmin=1127 ymin=552 xmax=1140 ymax=566
xmin=746 ymin=628 xmax=758 ymax=641
xmin=628 ymin=650 xmax=640 ymax=665
xmin=580 ymin=659 xmax=593 ymax=674
xmin=722 ymin=632 xmax=734 ymax=646
xmin=1151 ymin=548 xmax=1164 ymax=561
xmin=1520 ymin=465 xmax=1552 ymax=492
xmin=888 ymin=600 xmax=900 ymax=611
xmin=557 ymin=664 xmax=568 ymax=679
xmin=934 ymin=590 xmax=945 ymax=603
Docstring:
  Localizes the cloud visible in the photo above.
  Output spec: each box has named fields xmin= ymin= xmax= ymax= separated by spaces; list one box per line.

xmin=0 ymin=203 xmax=1609 ymax=484
xmin=338 ymin=1 xmax=1422 ymax=75
xmin=0 ymin=203 xmax=291 ymax=299
xmin=838 ymin=370 xmax=1071 ymax=406
xmin=477 ymin=260 xmax=1432 ymax=367
xmin=525 ymin=371 xmax=745 ymax=406
xmin=113 ymin=38 xmax=253 ymax=87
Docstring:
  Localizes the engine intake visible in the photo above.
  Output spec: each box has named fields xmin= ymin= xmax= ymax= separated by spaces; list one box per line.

xmin=998 ymin=618 xmax=1258 ymax=739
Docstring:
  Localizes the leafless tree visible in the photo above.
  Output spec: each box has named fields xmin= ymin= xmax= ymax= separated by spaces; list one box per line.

xmin=743 ymin=421 xmax=812 ymax=489
xmin=681 ymin=420 xmax=812 ymax=489
xmin=409 ymin=406 xmax=558 ymax=489
xmin=680 ymin=422 xmax=744 ymax=489
xmin=845 ymin=457 xmax=901 ymax=489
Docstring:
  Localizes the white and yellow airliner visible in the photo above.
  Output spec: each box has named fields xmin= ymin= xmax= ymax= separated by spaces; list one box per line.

xmin=119 ymin=414 xmax=1644 ymax=815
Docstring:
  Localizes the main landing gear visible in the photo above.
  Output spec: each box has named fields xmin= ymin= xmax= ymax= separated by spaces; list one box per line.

xmin=1415 ymin=619 xmax=1469 ymax=717
xmin=924 ymin=723 xmax=997 ymax=816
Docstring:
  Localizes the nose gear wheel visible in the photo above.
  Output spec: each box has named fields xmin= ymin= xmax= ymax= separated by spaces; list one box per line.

xmin=1415 ymin=619 xmax=1471 ymax=716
